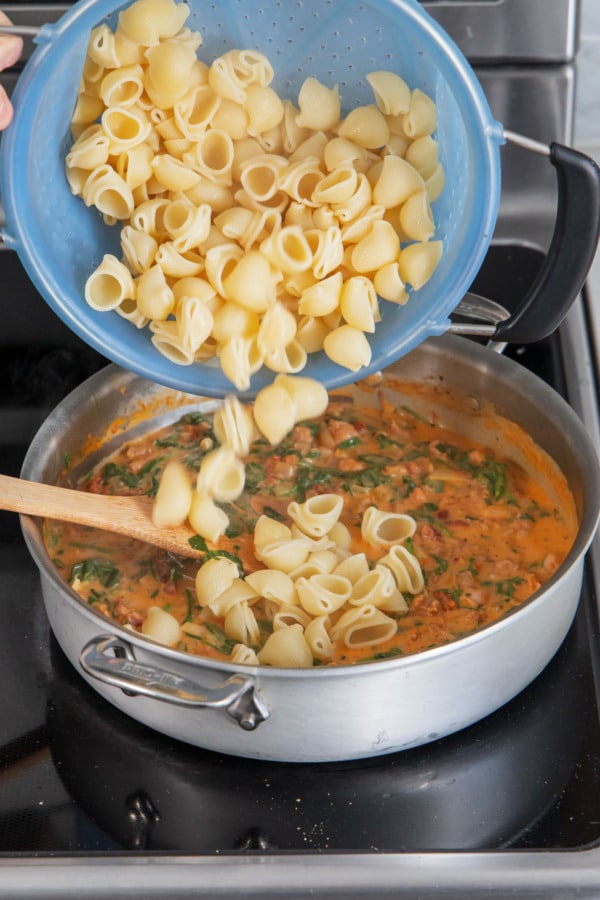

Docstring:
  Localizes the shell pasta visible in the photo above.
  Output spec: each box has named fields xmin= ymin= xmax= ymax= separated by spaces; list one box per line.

xmin=46 ymin=378 xmax=578 ymax=668
xmin=67 ymin=0 xmax=446 ymax=389
xmin=145 ymin=376 xmax=423 ymax=665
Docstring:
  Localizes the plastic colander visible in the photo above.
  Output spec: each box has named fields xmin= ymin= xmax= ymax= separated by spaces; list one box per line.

xmin=0 ymin=0 xmax=598 ymax=398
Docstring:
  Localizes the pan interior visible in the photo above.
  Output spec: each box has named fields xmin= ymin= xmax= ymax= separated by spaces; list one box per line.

xmin=19 ymin=335 xmax=600 ymax=674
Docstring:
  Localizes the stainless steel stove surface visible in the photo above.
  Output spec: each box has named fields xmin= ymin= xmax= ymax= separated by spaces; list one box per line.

xmin=2 ymin=0 xmax=600 ymax=897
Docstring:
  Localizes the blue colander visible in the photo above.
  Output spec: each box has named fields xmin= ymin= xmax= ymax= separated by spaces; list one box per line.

xmin=0 ymin=0 xmax=519 ymax=397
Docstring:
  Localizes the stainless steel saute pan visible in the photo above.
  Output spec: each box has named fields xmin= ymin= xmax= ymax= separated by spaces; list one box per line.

xmin=18 ymin=334 xmax=600 ymax=762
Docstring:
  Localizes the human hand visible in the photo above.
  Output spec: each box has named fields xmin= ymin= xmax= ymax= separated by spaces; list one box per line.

xmin=0 ymin=12 xmax=23 ymax=130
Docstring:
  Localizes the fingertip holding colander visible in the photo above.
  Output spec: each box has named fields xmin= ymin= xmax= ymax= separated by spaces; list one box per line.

xmin=0 ymin=0 xmax=597 ymax=398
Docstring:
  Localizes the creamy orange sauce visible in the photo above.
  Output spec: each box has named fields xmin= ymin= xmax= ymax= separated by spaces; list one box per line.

xmin=44 ymin=384 xmax=578 ymax=666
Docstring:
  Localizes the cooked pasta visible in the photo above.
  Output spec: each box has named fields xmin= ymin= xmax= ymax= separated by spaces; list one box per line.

xmin=399 ymin=189 xmax=435 ymax=242
xmin=403 ymin=88 xmax=438 ymax=139
xmin=288 ymin=549 xmax=338 ymax=580
xmin=68 ymin=0 xmax=447 ymax=388
xmin=306 ymin=225 xmax=344 ymax=280
xmin=295 ymin=77 xmax=341 ymax=132
xmin=151 ymin=319 xmax=195 ymax=364
xmin=333 ymin=552 xmax=370 ymax=585
xmin=66 ymin=125 xmax=110 ymax=170
xmin=331 ymin=172 xmax=372 ymax=224
xmin=253 ymin=514 xmax=291 ymax=553
xmin=151 ymin=458 xmax=192 ymax=527
xmin=331 ymin=604 xmax=397 ymax=649
xmin=145 ymin=40 xmax=199 ymax=101
xmin=213 ymin=394 xmax=257 ymax=456
xmin=372 ymin=154 xmax=425 ymax=208
xmin=266 ymin=338 xmax=307 ymax=374
xmin=224 ymin=600 xmax=260 ymax=645
xmin=196 ymin=446 xmax=245 ymax=502
xmin=115 ymin=297 xmax=149 ymax=328
xmin=120 ymin=225 xmax=157 ymax=273
xmin=257 ymin=303 xmax=298 ymax=358
xmin=373 ymin=262 xmax=409 ymax=306
xmin=257 ymin=623 xmax=313 ymax=668
xmin=338 ymin=105 xmax=390 ymax=149
xmin=245 ymin=83 xmax=285 ymax=136
xmin=230 ymin=643 xmax=259 ymax=665
xmin=207 ymin=578 xmax=258 ymax=617
xmin=328 ymin=520 xmax=352 ymax=552
xmin=245 ymin=568 xmax=298 ymax=607
xmin=176 ymin=296 xmax=214 ymax=353
xmin=323 ymin=324 xmax=372 ymax=371
xmin=185 ymin=128 xmax=235 ymax=184
xmin=340 ymin=275 xmax=380 ymax=332
xmin=86 ymin=24 xmax=121 ymax=69
xmin=405 ymin=134 xmax=440 ymax=179
xmin=48 ymin=377 xmax=578 ymax=670
xmin=222 ymin=250 xmax=277 ymax=313
xmin=295 ymin=573 xmax=352 ymax=616
xmin=218 ymin=329 xmax=263 ymax=386
xmin=258 ymin=538 xmax=312 ymax=574
xmin=188 ymin=490 xmax=229 ymax=542
xmin=84 ymin=253 xmax=135 ymax=311
xmin=265 ymin=338 xmax=307 ymax=375
xmin=101 ymin=107 xmax=151 ymax=153
xmin=135 ymin=263 xmax=174 ymax=319
xmin=141 ymin=605 xmax=181 ymax=645
xmin=312 ymin=165 xmax=358 ymax=205
xmin=117 ymin=0 xmax=190 ymax=47
xmin=152 ymin=153 xmax=202 ymax=191
xmin=154 ymin=242 xmax=203 ymax=278
xmin=273 ymin=373 xmax=328 ymax=422
xmin=289 ymin=526 xmax=335 ymax=553
xmin=297 ymin=271 xmax=343 ymax=318
xmin=252 ymin=381 xmax=297 ymax=445
xmin=350 ymin=220 xmax=401 ymax=274
xmin=379 ymin=543 xmax=425 ymax=594
xmin=304 ymin=615 xmax=333 ymax=660
xmin=361 ymin=506 xmax=416 ymax=548
xmin=259 ymin=225 xmax=313 ymax=273
xmin=271 ymin=603 xmax=312 ymax=631
xmin=99 ymin=64 xmax=145 ymax=108
xmin=82 ymin=164 xmax=135 ymax=220
xmin=398 ymin=240 xmax=444 ymax=290
xmin=175 ymin=85 xmax=221 ymax=140
xmin=366 ymin=70 xmax=410 ymax=117
xmin=288 ymin=493 xmax=343 ymax=538
xmin=195 ymin=556 xmax=239 ymax=608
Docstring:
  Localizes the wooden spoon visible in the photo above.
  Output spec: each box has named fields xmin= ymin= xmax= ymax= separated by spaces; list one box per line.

xmin=0 ymin=473 xmax=203 ymax=559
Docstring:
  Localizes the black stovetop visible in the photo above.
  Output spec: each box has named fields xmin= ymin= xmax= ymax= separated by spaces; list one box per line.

xmin=1 ymin=244 xmax=600 ymax=862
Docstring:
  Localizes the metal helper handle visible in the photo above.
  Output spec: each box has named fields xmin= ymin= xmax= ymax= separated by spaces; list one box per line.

xmin=0 ymin=25 xmax=41 ymax=36
xmin=449 ymin=292 xmax=510 ymax=353
xmin=485 ymin=133 xmax=600 ymax=345
xmin=79 ymin=634 xmax=270 ymax=731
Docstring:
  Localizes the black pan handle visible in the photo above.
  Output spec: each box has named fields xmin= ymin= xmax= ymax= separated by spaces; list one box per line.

xmin=492 ymin=140 xmax=600 ymax=344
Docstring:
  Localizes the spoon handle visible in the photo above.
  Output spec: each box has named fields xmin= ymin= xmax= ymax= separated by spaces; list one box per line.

xmin=0 ymin=473 xmax=200 ymax=558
